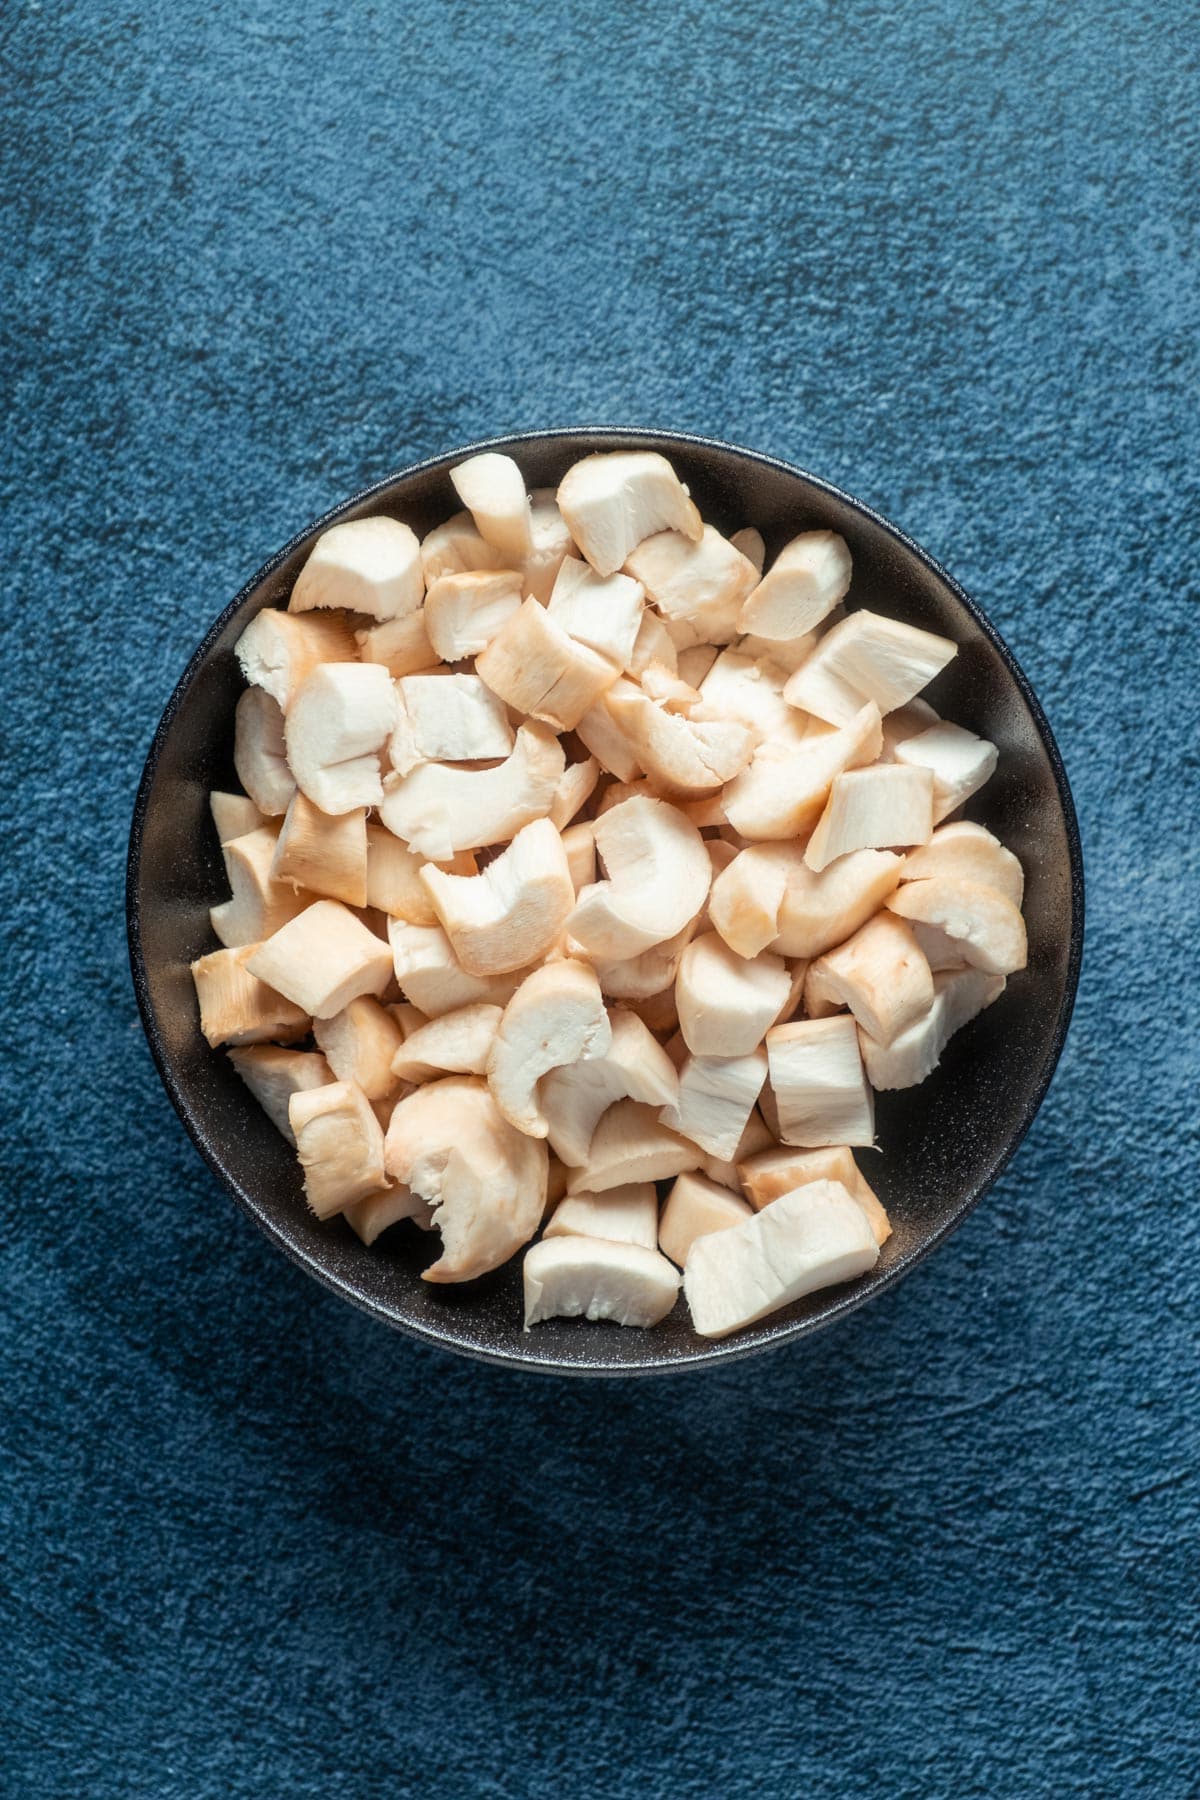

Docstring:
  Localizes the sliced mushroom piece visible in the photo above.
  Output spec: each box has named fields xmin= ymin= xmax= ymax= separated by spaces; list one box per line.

xmin=737 ymin=530 xmax=853 ymax=640
xmin=544 ymin=1152 xmax=571 ymax=1217
xmin=723 ymin=701 xmax=882 ymax=840
xmin=387 ymin=919 xmax=524 ymax=1016
xmin=886 ymin=876 xmax=1027 ymax=976
xmin=419 ymin=510 xmax=496 ymax=583
xmin=546 ymin=556 xmax=645 ymax=666
xmin=879 ymin=696 xmax=940 ymax=760
xmin=190 ymin=946 xmax=309 ymax=1048
xmin=557 ymin=451 xmax=702 ymax=577
xmin=355 ymin=610 xmax=439 ymax=678
xmin=895 ymin=721 xmax=999 ymax=823
xmin=567 ymin=795 xmax=711 ymax=962
xmin=859 ymin=965 xmax=1006 ymax=1089
xmin=692 ymin=646 xmax=796 ymax=742
xmin=625 ymin=525 xmax=759 ymax=646
xmin=235 ymin=608 xmax=359 ymax=711
xmin=284 ymin=663 xmax=397 ymax=815
xmin=423 ymin=569 xmax=524 ymax=661
xmin=675 ymin=932 xmax=791 ymax=1058
xmin=910 ymin=920 xmax=971 ymax=971
xmin=729 ymin=527 xmax=765 ymax=574
xmin=544 ymin=1182 xmax=659 ymax=1250
xmin=379 ymin=720 xmax=565 ymax=860
xmin=638 ymin=660 xmax=702 ymax=713
xmin=291 ymin=516 xmax=423 ymax=621
xmin=288 ymin=1080 xmax=387 ymax=1218
xmin=707 ymin=844 xmax=791 ymax=959
xmin=772 ymin=846 xmax=905 ymax=959
xmin=538 ymin=1007 xmax=679 ymax=1166
xmin=696 ymin=1106 xmax=775 ymax=1190
xmin=737 ymin=629 xmax=820 ymax=674
xmin=393 ymin=672 xmax=514 ymax=765
xmin=574 ymin=677 xmax=646 ymax=782
xmin=312 ymin=996 xmax=405 ymax=1101
xmin=488 ymin=959 xmax=611 ymax=1137
xmin=766 ymin=1016 xmax=874 ymax=1148
xmin=450 ymin=452 xmax=534 ymax=565
xmin=626 ymin=608 xmax=679 ymax=678
xmin=245 ymin=902 xmax=393 ymax=1019
xmin=594 ymin=916 xmax=698 ymax=1002
xmin=603 ymin=686 xmax=754 ymax=797
xmin=384 ymin=1076 xmax=547 ymax=1281
xmin=210 ymin=791 xmax=265 ymax=844
xmin=343 ymin=1181 xmax=429 ymax=1246
xmin=269 ymin=793 xmax=368 ymax=907
xmin=659 ymin=1171 xmax=753 ymax=1268
xmin=209 ymin=824 xmax=313 ymax=948
xmin=419 ymin=817 xmax=574 ymax=977
xmin=234 ymin=687 xmax=296 ymax=816
xmin=661 ymin=1047 xmax=768 ymax=1161
xmin=521 ymin=487 xmax=576 ymax=602
xmin=804 ymin=764 xmax=934 ymax=873
xmin=550 ymin=757 xmax=600 ymax=832
xmin=476 ymin=596 xmax=619 ymax=731
xmin=901 ymin=820 xmax=1024 ymax=907
xmin=565 ymin=1099 xmax=698 ymax=1194
xmin=784 ymin=610 xmax=958 ymax=726
xmin=560 ymin=820 xmax=597 ymax=893
xmin=737 ymin=1144 xmax=890 ymax=1245
xmin=804 ymin=913 xmax=934 ymax=1048
xmin=364 ymin=825 xmax=476 ymax=923
xmin=523 ymin=1236 xmax=680 ymax=1329
xmin=389 ymin=1002 xmax=502 ymax=1081
xmin=226 ymin=1045 xmax=334 ymax=1145
xmin=684 ymin=1179 xmax=879 ymax=1338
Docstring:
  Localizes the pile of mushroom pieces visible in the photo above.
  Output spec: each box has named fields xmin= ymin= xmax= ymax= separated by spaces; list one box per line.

xmin=190 ymin=450 xmax=1028 ymax=1339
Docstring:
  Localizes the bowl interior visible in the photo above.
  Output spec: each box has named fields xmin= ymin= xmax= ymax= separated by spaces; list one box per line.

xmin=128 ymin=430 xmax=1082 ymax=1373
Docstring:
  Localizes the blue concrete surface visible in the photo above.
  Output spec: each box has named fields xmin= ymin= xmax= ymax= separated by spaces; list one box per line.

xmin=2 ymin=2 xmax=1197 ymax=1794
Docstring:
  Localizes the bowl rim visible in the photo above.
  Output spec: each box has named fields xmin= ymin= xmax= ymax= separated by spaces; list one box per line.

xmin=126 ymin=426 xmax=1085 ymax=1376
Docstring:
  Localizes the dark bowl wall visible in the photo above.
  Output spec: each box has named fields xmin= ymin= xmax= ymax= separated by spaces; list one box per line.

xmin=128 ymin=429 xmax=1083 ymax=1373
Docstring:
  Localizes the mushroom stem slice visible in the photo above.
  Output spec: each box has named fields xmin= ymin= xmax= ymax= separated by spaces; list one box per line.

xmin=886 ymin=876 xmax=1027 ymax=976
xmin=895 ymin=722 xmax=999 ymax=823
xmin=419 ymin=817 xmax=575 ymax=976
xmin=675 ymin=932 xmax=791 ymax=1058
xmin=561 ymin=820 xmax=597 ymax=894
xmin=738 ymin=1144 xmax=891 ymax=1246
xmin=625 ymin=525 xmax=759 ymax=646
xmin=288 ymin=1080 xmax=388 ymax=1219
xmin=901 ymin=821 xmax=1024 ymax=908
xmin=546 ymin=557 xmax=645 ymax=666
xmin=523 ymin=1237 xmax=681 ymax=1329
xmin=191 ymin=946 xmax=310 ymax=1047
xmin=423 ymin=570 xmax=524 ymax=662
xmin=556 ymin=451 xmax=703 ymax=577
xmin=226 ymin=1046 xmax=335 ymax=1145
xmin=387 ymin=920 xmax=525 ymax=1017
xmin=565 ymin=1099 xmax=698 ymax=1194
xmin=765 ymin=1016 xmax=875 ymax=1148
xmin=364 ymin=825 xmax=477 ymax=923
xmin=858 ymin=966 xmax=1006 ymax=1090
xmin=804 ymin=913 xmax=935 ymax=1048
xmin=661 ymin=1048 xmax=768 ymax=1161
xmin=210 ymin=824 xmax=314 ymax=949
xmin=567 ymin=795 xmax=712 ymax=962
xmin=210 ymin=791 xmax=265 ymax=844
xmin=313 ymin=996 xmax=406 ymax=1102
xmin=804 ymin=764 xmax=935 ymax=871
xmin=450 ymin=452 xmax=534 ymax=564
xmin=737 ymin=530 xmax=853 ymax=640
xmin=708 ymin=845 xmax=790 ymax=959
xmin=784 ymin=609 xmax=957 ymax=726
xmin=235 ymin=608 xmax=359 ymax=710
xmin=284 ymin=663 xmax=397 ymax=815
xmin=723 ymin=701 xmax=882 ymax=840
xmin=394 ymin=672 xmax=514 ymax=765
xmin=544 ymin=1182 xmax=659 ymax=1251
xmin=771 ymin=846 xmax=904 ymax=960
xmin=290 ymin=516 xmax=424 ymax=622
xmin=683 ymin=1179 xmax=879 ymax=1339
xmin=389 ymin=1002 xmax=503 ymax=1081
xmin=245 ymin=901 xmax=393 ymax=1019
xmin=379 ymin=720 xmax=565 ymax=861
xmin=355 ymin=611 xmax=439 ymax=678
xmin=488 ymin=959 xmax=612 ymax=1137
xmin=574 ymin=677 xmax=646 ymax=783
xmin=270 ymin=794 xmax=368 ymax=908
xmin=604 ymin=686 xmax=754 ymax=797
xmin=234 ymin=687 xmax=296 ymax=817
xmin=476 ymin=596 xmax=620 ymax=731
xmin=538 ymin=1008 xmax=680 ymax=1166
xmin=419 ymin=510 xmax=496 ymax=583
xmin=550 ymin=757 xmax=601 ymax=832
xmin=658 ymin=1171 xmax=753 ymax=1268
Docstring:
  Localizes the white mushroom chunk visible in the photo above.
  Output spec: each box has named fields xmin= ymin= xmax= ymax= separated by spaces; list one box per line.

xmin=226 ymin=1045 xmax=334 ymax=1146
xmin=419 ymin=510 xmax=496 ymax=583
xmin=879 ymin=696 xmax=940 ymax=760
xmin=380 ymin=720 xmax=564 ymax=860
xmin=521 ymin=487 xmax=575 ymax=602
xmin=901 ymin=820 xmax=1024 ymax=907
xmin=235 ymin=608 xmax=359 ymax=710
xmin=550 ymin=757 xmax=600 ymax=831
xmin=627 ymin=609 xmax=679 ymax=677
xmin=190 ymin=946 xmax=309 ymax=1048
xmin=523 ymin=1237 xmax=680 ymax=1329
xmin=730 ymin=527 xmax=765 ymax=574
xmin=625 ymin=525 xmax=759 ymax=646
xmin=234 ymin=687 xmax=296 ymax=816
xmin=476 ymin=596 xmax=619 ymax=731
xmin=661 ymin=1047 xmax=768 ymax=1161
xmin=784 ymin=610 xmax=958 ymax=726
xmin=567 ymin=795 xmax=711 ymax=962
xmin=804 ymin=913 xmax=934 ymax=1047
xmin=544 ymin=1182 xmax=659 ymax=1250
xmin=384 ymin=1076 xmax=547 ymax=1282
xmin=594 ymin=916 xmax=698 ymax=1002
xmin=659 ymin=1171 xmax=753 ymax=1267
xmin=859 ymin=966 xmax=1006 ymax=1090
xmin=565 ymin=1099 xmax=698 ymax=1193
xmin=683 ymin=1179 xmax=879 ymax=1338
xmin=737 ymin=530 xmax=853 ymax=641
xmin=284 ymin=663 xmax=397 ymax=815
xmin=210 ymin=824 xmax=313 ymax=948
xmin=603 ymin=686 xmax=753 ymax=797
xmin=707 ymin=845 xmax=790 ymax=959
xmin=693 ymin=646 xmax=796 ymax=742
xmin=887 ymin=876 xmax=1027 ymax=976
xmin=364 ymin=824 xmax=477 ymax=923
xmin=288 ymin=1080 xmax=388 ymax=1218
xmin=546 ymin=556 xmax=645 ymax=666
xmin=574 ymin=677 xmax=646 ymax=782
xmin=723 ymin=701 xmax=882 ymax=839
xmin=245 ymin=902 xmax=393 ymax=1019
xmin=290 ymin=516 xmax=423 ymax=621
xmin=450 ymin=452 xmax=534 ymax=565
xmin=771 ymin=846 xmax=905 ymax=959
xmin=539 ymin=1007 xmax=679 ymax=1166
xmin=561 ymin=820 xmax=597 ymax=894
xmin=895 ymin=721 xmax=999 ymax=822
xmin=269 ymin=793 xmax=368 ymax=907
xmin=488 ymin=959 xmax=611 ymax=1137
xmin=423 ymin=570 xmax=524 ymax=661
xmin=343 ymin=1182 xmax=429 ymax=1246
xmin=355 ymin=611 xmax=439 ymax=677
xmin=557 ymin=450 xmax=702 ymax=577
xmin=805 ymin=764 xmax=935 ymax=872
xmin=911 ymin=921 xmax=971 ymax=971
xmin=210 ymin=791 xmax=265 ymax=844
xmin=387 ymin=919 xmax=523 ymax=1016
xmin=389 ymin=1003 xmax=502 ymax=1081
xmin=419 ymin=817 xmax=574 ymax=976
xmin=765 ymin=1016 xmax=875 ymax=1147
xmin=696 ymin=1106 xmax=775 ymax=1189
xmin=313 ymin=996 xmax=405 ymax=1102
xmin=738 ymin=1144 xmax=891 ymax=1245
xmin=676 ymin=932 xmax=791 ymax=1057
xmin=394 ymin=672 xmax=514 ymax=765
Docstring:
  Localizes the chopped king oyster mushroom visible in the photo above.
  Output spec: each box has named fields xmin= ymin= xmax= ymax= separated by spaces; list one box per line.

xmin=193 ymin=448 xmax=1026 ymax=1336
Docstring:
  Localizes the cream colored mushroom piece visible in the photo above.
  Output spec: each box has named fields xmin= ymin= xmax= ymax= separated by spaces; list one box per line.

xmin=738 ymin=1144 xmax=891 ymax=1245
xmin=191 ymin=946 xmax=309 ymax=1047
xmin=895 ymin=721 xmax=999 ymax=823
xmin=658 ymin=1171 xmax=753 ymax=1268
xmin=210 ymin=824 xmax=313 ymax=948
xmin=521 ymin=488 xmax=575 ymax=603
xmin=675 ymin=932 xmax=791 ymax=1057
xmin=738 ymin=530 xmax=852 ymax=640
xmin=560 ymin=820 xmax=597 ymax=893
xmin=343 ymin=1182 xmax=430 ymax=1247
xmin=556 ymin=451 xmax=702 ymax=577
xmin=235 ymin=608 xmax=359 ymax=710
xmin=886 ymin=876 xmax=1027 ymax=976
xmin=538 ymin=1007 xmax=679 ymax=1167
xmin=388 ymin=1002 xmax=501 ymax=1081
xmin=387 ymin=920 xmax=524 ymax=1017
xmin=313 ymin=996 xmax=405 ymax=1102
xmin=566 ymin=794 xmax=711 ymax=962
xmin=550 ymin=757 xmax=601 ymax=831
xmin=476 ymin=596 xmax=619 ymax=732
xmin=573 ymin=677 xmax=646 ymax=782
xmin=859 ymin=966 xmax=1006 ymax=1090
xmin=423 ymin=570 xmax=524 ymax=662
xmin=523 ymin=1237 xmax=681 ymax=1330
xmin=233 ymin=687 xmax=296 ymax=816
xmin=284 ymin=662 xmax=397 ymax=815
xmin=546 ymin=557 xmax=645 ymax=666
xmin=290 ymin=516 xmax=424 ymax=621
xmin=419 ymin=817 xmax=575 ymax=977
xmin=419 ymin=510 xmax=496 ymax=583
xmin=379 ymin=720 xmax=565 ymax=860
xmin=722 ymin=700 xmax=882 ymax=839
xmin=711 ymin=843 xmax=902 ymax=962
xmin=544 ymin=1182 xmax=659 ymax=1250
xmin=683 ymin=1180 xmax=879 ymax=1339
xmin=765 ymin=1016 xmax=875 ymax=1148
xmin=210 ymin=791 xmax=265 ymax=844
xmin=450 ymin=452 xmax=534 ymax=565
xmin=245 ymin=901 xmax=393 ymax=1019
xmin=391 ymin=672 xmax=514 ymax=769
xmin=364 ymin=826 xmax=477 ymax=923
xmin=288 ymin=1080 xmax=387 ymax=1219
xmin=804 ymin=912 xmax=935 ymax=1048
xmin=901 ymin=820 xmax=1024 ymax=907
xmin=804 ymin=763 xmax=935 ymax=871
xmin=355 ymin=611 xmax=439 ymax=677
xmin=487 ymin=959 xmax=611 ymax=1138
xmin=603 ymin=685 xmax=753 ymax=796
xmin=227 ymin=1046 xmax=335 ymax=1146
xmin=784 ymin=609 xmax=957 ymax=726
xmin=270 ymin=793 xmax=368 ymax=907
xmin=661 ymin=1047 xmax=769 ymax=1161
xmin=565 ymin=1100 xmax=698 ymax=1194
xmin=625 ymin=524 xmax=759 ymax=646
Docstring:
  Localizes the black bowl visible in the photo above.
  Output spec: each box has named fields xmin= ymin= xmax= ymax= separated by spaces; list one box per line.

xmin=127 ymin=429 xmax=1083 ymax=1374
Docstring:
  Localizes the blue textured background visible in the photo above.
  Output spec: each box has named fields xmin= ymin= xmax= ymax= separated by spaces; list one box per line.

xmin=3 ymin=2 xmax=1197 ymax=1794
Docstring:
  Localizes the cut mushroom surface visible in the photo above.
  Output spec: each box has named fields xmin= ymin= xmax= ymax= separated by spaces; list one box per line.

xmin=245 ymin=901 xmax=393 ymax=1019
xmin=804 ymin=763 xmax=935 ymax=871
xmin=901 ymin=820 xmax=1024 ymax=908
xmin=625 ymin=525 xmax=758 ymax=646
xmin=661 ymin=1047 xmax=769 ymax=1161
xmin=766 ymin=1016 xmax=875 ymax=1148
xmin=568 ymin=795 xmax=711 ymax=962
xmin=557 ymin=451 xmax=702 ymax=577
xmin=419 ymin=816 xmax=574 ymax=976
xmin=676 ymin=932 xmax=791 ymax=1058
xmin=285 ymin=663 xmax=397 ymax=815
xmin=886 ymin=876 xmax=1027 ymax=976
xmin=423 ymin=569 xmax=524 ymax=662
xmin=289 ymin=1079 xmax=387 ymax=1219
xmin=450 ymin=452 xmax=533 ymax=565
xmin=392 ymin=672 xmax=514 ymax=767
xmin=389 ymin=1002 xmax=502 ymax=1081
xmin=379 ymin=719 xmax=564 ymax=859
xmin=804 ymin=912 xmax=934 ymax=1048
xmin=544 ymin=1182 xmax=659 ymax=1251
xmin=487 ymin=958 xmax=611 ymax=1137
xmin=523 ymin=1236 xmax=681 ymax=1329
xmin=738 ymin=1144 xmax=891 ymax=1245
xmin=895 ymin=722 xmax=999 ymax=823
xmin=738 ymin=530 xmax=852 ymax=641
xmin=659 ymin=1171 xmax=753 ymax=1268
xmin=227 ymin=1045 xmax=334 ymax=1146
xmin=211 ymin=824 xmax=313 ymax=949
xmin=234 ymin=687 xmax=296 ymax=816
xmin=784 ymin=610 xmax=957 ymax=726
xmin=476 ymin=596 xmax=619 ymax=731
xmin=235 ymin=608 xmax=359 ymax=711
xmin=538 ymin=1006 xmax=679 ymax=1167
xmin=290 ymin=517 xmax=424 ymax=622
xmin=546 ymin=557 xmax=645 ymax=666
